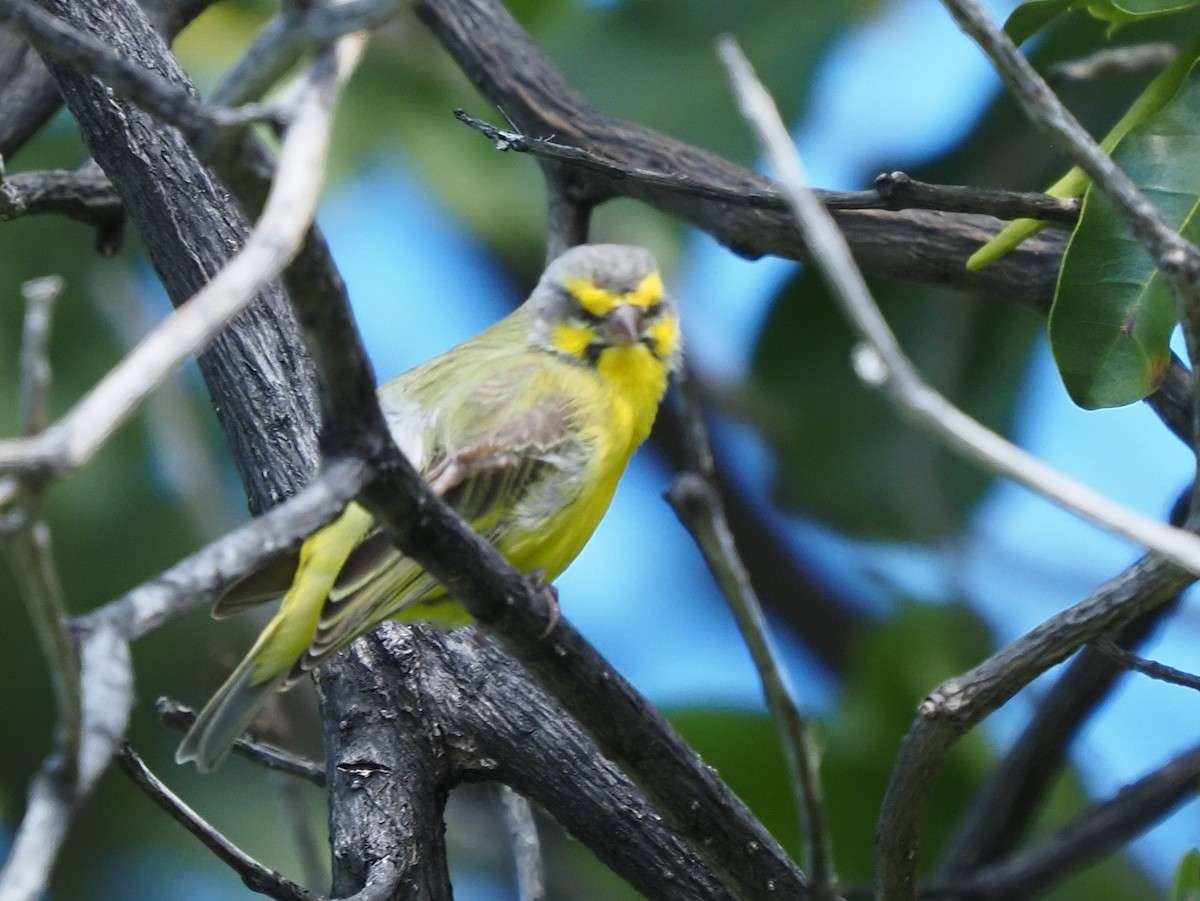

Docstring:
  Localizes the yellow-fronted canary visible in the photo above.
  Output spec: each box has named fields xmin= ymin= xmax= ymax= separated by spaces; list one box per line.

xmin=177 ymin=243 xmax=681 ymax=770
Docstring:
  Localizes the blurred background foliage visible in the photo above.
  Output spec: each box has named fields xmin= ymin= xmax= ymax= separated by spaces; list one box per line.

xmin=0 ymin=0 xmax=1195 ymax=898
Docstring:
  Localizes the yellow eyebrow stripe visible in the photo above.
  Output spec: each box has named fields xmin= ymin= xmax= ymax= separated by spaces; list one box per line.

xmin=628 ymin=271 xmax=664 ymax=308
xmin=564 ymin=271 xmax=664 ymax=316
xmin=564 ymin=278 xmax=619 ymax=316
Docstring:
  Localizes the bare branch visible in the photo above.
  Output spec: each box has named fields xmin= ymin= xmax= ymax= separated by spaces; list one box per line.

xmin=0 ymin=623 xmax=131 ymax=901
xmin=210 ymin=0 xmax=400 ymax=107
xmin=417 ymin=0 xmax=1066 ymax=306
xmin=718 ymin=35 xmax=1200 ymax=580
xmin=1091 ymin=637 xmax=1200 ymax=692
xmin=870 ymin=171 xmax=1078 ymax=223
xmin=668 ymin=467 xmax=839 ymax=900
xmin=0 ymin=34 xmax=365 ymax=483
xmin=930 ymin=743 xmax=1200 ymax=900
xmin=0 ymin=0 xmax=221 ymax=136
xmin=879 ymin=556 xmax=1190 ymax=901
xmin=0 ymin=164 xmax=123 ymax=253
xmin=456 ymin=111 xmax=1080 ymax=226
xmin=1049 ymin=42 xmax=1180 ymax=84
xmin=322 ymin=625 xmax=746 ymax=901
xmin=938 ymin=598 xmax=1179 ymax=876
xmin=713 ymin=34 xmax=1200 ymax=900
xmin=495 ymin=786 xmax=546 ymax=901
xmin=77 ymin=456 xmax=368 ymax=642
xmin=17 ymin=276 xmax=58 ymax=434
xmin=116 ymin=745 xmax=323 ymax=901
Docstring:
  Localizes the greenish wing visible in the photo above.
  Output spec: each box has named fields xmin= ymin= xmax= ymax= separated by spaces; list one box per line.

xmin=427 ymin=404 xmax=576 ymax=528
xmin=290 ymin=366 xmax=582 ymax=679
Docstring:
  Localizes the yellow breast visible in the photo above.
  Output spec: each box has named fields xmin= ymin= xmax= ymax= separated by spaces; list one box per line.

xmin=499 ymin=343 xmax=669 ymax=580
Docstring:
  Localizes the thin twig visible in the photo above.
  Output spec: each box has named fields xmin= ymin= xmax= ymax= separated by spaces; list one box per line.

xmin=210 ymin=0 xmax=399 ymax=107
xmin=18 ymin=276 xmax=60 ymax=436
xmin=1091 ymin=637 xmax=1200 ymax=692
xmin=928 ymin=743 xmax=1200 ymax=900
xmin=667 ymin=368 xmax=837 ymax=899
xmin=0 ymin=165 xmax=124 ymax=254
xmin=668 ymin=473 xmax=839 ymax=899
xmin=717 ymin=36 xmax=1200 ymax=585
xmin=116 ymin=745 xmax=321 ymax=901
xmin=0 ymin=276 xmax=81 ymax=776
xmin=871 ymin=171 xmax=1078 ymax=223
xmin=0 ymin=0 xmax=226 ymax=137
xmin=1049 ymin=42 xmax=1179 ymax=85
xmin=495 ymin=786 xmax=545 ymax=901
xmin=455 ymin=111 xmax=1080 ymax=225
xmin=76 ymin=456 xmax=367 ymax=642
xmin=279 ymin=776 xmax=327 ymax=890
xmin=0 ymin=34 xmax=366 ymax=483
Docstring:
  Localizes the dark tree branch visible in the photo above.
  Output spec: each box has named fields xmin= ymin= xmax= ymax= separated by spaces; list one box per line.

xmin=320 ymin=625 xmax=745 ymax=901
xmin=929 ymin=743 xmax=1200 ymax=901
xmin=316 ymin=639 xmax=454 ymax=901
xmin=417 ymin=0 xmax=1065 ymax=308
xmin=936 ymin=601 xmax=1179 ymax=876
xmin=0 ymin=0 xmax=225 ymax=138
xmin=457 ymin=111 xmax=1081 ymax=226
xmin=32 ymin=0 xmax=322 ymax=513
xmin=1091 ymin=636 xmax=1200 ymax=692
xmin=877 ymin=556 xmax=1193 ymax=900
xmin=0 ymin=164 xmax=123 ymax=251
xmin=117 ymin=745 xmax=325 ymax=901
xmin=938 ymin=492 xmax=1190 ymax=878
xmin=868 ymin=171 xmax=1079 ymax=223
xmin=0 ymin=0 xmax=214 ymax=157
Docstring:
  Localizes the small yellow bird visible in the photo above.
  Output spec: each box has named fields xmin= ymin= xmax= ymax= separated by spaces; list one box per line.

xmin=177 ymin=243 xmax=681 ymax=770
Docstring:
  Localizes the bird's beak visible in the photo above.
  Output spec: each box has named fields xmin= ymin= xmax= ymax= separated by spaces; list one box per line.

xmin=605 ymin=303 xmax=642 ymax=346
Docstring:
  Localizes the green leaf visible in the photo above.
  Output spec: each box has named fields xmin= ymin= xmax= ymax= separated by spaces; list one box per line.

xmin=1004 ymin=0 xmax=1080 ymax=44
xmin=1049 ymin=56 xmax=1200 ymax=408
xmin=1087 ymin=0 xmax=1200 ymax=28
xmin=1171 ymin=850 xmax=1200 ymax=901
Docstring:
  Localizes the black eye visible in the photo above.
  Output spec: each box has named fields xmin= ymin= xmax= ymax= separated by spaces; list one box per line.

xmin=555 ymin=285 xmax=603 ymax=323
xmin=574 ymin=307 xmax=603 ymax=325
xmin=642 ymin=302 xmax=665 ymax=318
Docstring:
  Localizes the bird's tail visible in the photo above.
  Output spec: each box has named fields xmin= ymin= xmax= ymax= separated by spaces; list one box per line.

xmin=177 ymin=503 xmax=376 ymax=771
xmin=174 ymin=645 xmax=286 ymax=772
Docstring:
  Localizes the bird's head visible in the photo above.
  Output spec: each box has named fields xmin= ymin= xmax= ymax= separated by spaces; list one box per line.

xmin=529 ymin=244 xmax=681 ymax=373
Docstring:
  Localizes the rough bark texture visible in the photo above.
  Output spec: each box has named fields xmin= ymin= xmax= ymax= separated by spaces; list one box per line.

xmin=320 ymin=625 xmax=744 ymax=901
xmin=32 ymin=0 xmax=320 ymax=512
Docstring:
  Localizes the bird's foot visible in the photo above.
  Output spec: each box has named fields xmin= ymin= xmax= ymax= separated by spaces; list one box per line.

xmin=525 ymin=567 xmax=561 ymax=639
